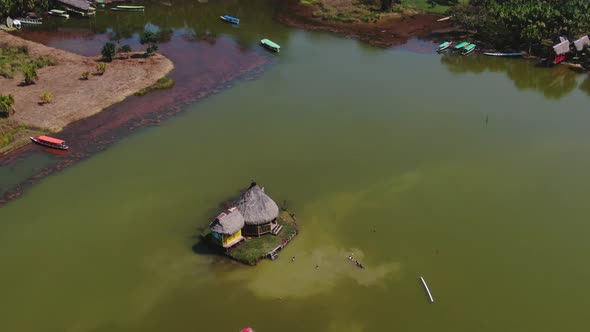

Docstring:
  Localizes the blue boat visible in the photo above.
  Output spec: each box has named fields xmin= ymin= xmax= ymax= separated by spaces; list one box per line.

xmin=220 ymin=15 xmax=240 ymax=24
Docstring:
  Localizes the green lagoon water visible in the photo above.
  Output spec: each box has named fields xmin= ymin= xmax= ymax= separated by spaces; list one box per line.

xmin=2 ymin=1 xmax=590 ymax=331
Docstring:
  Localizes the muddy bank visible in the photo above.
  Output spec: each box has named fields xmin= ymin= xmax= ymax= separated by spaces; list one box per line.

xmin=0 ymin=34 xmax=270 ymax=205
xmin=275 ymin=0 xmax=453 ymax=48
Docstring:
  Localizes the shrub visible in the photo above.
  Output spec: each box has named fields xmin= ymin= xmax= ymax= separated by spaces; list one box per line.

xmin=22 ymin=64 xmax=38 ymax=85
xmin=140 ymin=31 xmax=160 ymax=57
xmin=80 ymin=71 xmax=89 ymax=80
xmin=39 ymin=92 xmax=53 ymax=105
xmin=0 ymin=94 xmax=15 ymax=118
xmin=134 ymin=77 xmax=174 ymax=96
xmin=101 ymin=42 xmax=116 ymax=62
xmin=117 ymin=44 xmax=132 ymax=53
xmin=96 ymin=63 xmax=107 ymax=75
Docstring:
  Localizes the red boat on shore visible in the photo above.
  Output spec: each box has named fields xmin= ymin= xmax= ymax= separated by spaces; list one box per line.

xmin=30 ymin=135 xmax=69 ymax=150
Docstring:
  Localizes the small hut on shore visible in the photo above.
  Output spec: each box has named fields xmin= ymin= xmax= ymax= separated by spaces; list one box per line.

xmin=235 ymin=182 xmax=279 ymax=237
xmin=209 ymin=207 xmax=245 ymax=248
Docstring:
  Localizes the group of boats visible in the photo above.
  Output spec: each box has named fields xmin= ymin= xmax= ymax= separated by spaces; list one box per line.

xmin=436 ymin=41 xmax=476 ymax=55
xmin=219 ymin=15 xmax=281 ymax=53
xmin=437 ymin=41 xmax=523 ymax=57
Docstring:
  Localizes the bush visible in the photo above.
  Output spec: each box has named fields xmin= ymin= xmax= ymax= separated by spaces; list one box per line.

xmin=140 ymin=30 xmax=160 ymax=57
xmin=80 ymin=71 xmax=89 ymax=80
xmin=39 ymin=92 xmax=53 ymax=105
xmin=0 ymin=94 xmax=15 ymax=118
xmin=22 ymin=64 xmax=38 ymax=85
xmin=117 ymin=44 xmax=132 ymax=53
xmin=134 ymin=77 xmax=174 ymax=96
xmin=96 ymin=63 xmax=107 ymax=75
xmin=101 ymin=42 xmax=116 ymax=62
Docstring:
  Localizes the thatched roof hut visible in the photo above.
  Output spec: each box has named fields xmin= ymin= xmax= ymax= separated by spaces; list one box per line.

xmin=235 ymin=182 xmax=279 ymax=225
xmin=210 ymin=207 xmax=245 ymax=235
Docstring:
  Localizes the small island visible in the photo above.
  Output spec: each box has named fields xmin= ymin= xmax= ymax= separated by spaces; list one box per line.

xmin=203 ymin=181 xmax=298 ymax=265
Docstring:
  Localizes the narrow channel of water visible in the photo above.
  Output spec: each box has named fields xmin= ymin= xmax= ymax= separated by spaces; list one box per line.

xmin=1 ymin=1 xmax=590 ymax=331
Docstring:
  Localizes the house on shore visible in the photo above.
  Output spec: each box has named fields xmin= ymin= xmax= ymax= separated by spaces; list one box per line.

xmin=235 ymin=182 xmax=279 ymax=237
xmin=209 ymin=207 xmax=245 ymax=248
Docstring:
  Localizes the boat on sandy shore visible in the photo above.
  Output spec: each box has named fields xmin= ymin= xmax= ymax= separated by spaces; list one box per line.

xmin=436 ymin=41 xmax=452 ymax=53
xmin=437 ymin=16 xmax=452 ymax=22
xmin=462 ymin=43 xmax=476 ymax=55
xmin=220 ymin=15 xmax=240 ymax=24
xmin=48 ymin=9 xmax=70 ymax=19
xmin=483 ymin=52 xmax=522 ymax=57
xmin=261 ymin=39 xmax=280 ymax=52
xmin=111 ymin=5 xmax=145 ymax=12
xmin=30 ymin=136 xmax=69 ymax=150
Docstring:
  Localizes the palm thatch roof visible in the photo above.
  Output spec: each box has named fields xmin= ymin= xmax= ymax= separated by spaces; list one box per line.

xmin=55 ymin=0 xmax=91 ymax=11
xmin=235 ymin=183 xmax=279 ymax=225
xmin=210 ymin=207 xmax=244 ymax=235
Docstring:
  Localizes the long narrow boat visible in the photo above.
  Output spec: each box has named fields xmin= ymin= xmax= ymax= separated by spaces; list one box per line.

xmin=483 ymin=52 xmax=522 ymax=57
xmin=453 ymin=41 xmax=469 ymax=51
xmin=419 ymin=276 xmax=434 ymax=303
xmin=261 ymin=39 xmax=280 ymax=52
xmin=437 ymin=16 xmax=452 ymax=22
xmin=220 ymin=15 xmax=240 ymax=24
xmin=48 ymin=9 xmax=70 ymax=19
xmin=17 ymin=18 xmax=43 ymax=25
xmin=436 ymin=41 xmax=452 ymax=53
xmin=30 ymin=136 xmax=69 ymax=150
xmin=462 ymin=43 xmax=476 ymax=55
xmin=111 ymin=5 xmax=145 ymax=12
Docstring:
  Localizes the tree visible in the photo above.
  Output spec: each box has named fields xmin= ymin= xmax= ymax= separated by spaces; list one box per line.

xmin=96 ymin=63 xmax=107 ymax=75
xmin=22 ymin=64 xmax=38 ymax=85
xmin=117 ymin=44 xmax=132 ymax=54
xmin=380 ymin=0 xmax=400 ymax=11
xmin=39 ymin=92 xmax=53 ymax=105
xmin=140 ymin=31 xmax=160 ymax=57
xmin=0 ymin=94 xmax=15 ymax=118
xmin=101 ymin=42 xmax=116 ymax=62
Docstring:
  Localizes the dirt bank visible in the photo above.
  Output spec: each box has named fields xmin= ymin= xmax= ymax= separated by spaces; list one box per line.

xmin=0 ymin=31 xmax=174 ymax=154
xmin=276 ymin=0 xmax=453 ymax=48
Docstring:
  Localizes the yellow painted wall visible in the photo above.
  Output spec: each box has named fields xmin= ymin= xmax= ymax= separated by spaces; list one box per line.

xmin=223 ymin=230 xmax=242 ymax=247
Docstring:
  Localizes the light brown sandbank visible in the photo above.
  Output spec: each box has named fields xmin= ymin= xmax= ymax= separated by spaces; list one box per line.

xmin=0 ymin=31 xmax=174 ymax=155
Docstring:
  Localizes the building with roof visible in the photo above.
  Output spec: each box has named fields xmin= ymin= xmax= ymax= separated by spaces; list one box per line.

xmin=209 ymin=207 xmax=245 ymax=248
xmin=234 ymin=182 xmax=280 ymax=237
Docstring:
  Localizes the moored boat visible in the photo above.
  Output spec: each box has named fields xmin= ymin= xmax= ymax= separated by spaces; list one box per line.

xmin=436 ymin=41 xmax=452 ymax=53
xmin=111 ymin=5 xmax=145 ymax=12
xmin=437 ymin=16 xmax=452 ymax=22
xmin=462 ymin=43 xmax=476 ymax=55
xmin=30 ymin=136 xmax=69 ymax=150
xmin=48 ymin=9 xmax=70 ymax=19
xmin=16 ymin=18 xmax=43 ymax=25
xmin=261 ymin=39 xmax=280 ymax=52
xmin=220 ymin=15 xmax=240 ymax=24
xmin=483 ymin=52 xmax=522 ymax=57
xmin=453 ymin=41 xmax=469 ymax=52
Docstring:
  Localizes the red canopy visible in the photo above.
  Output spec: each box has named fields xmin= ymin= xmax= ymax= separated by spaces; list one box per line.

xmin=38 ymin=136 xmax=65 ymax=144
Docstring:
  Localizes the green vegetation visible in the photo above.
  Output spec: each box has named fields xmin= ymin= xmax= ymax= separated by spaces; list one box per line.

xmin=0 ymin=45 xmax=54 ymax=79
xmin=0 ymin=0 xmax=49 ymax=18
xmin=80 ymin=71 xmax=89 ymax=80
xmin=95 ymin=63 xmax=107 ymax=75
xmin=229 ymin=213 xmax=298 ymax=265
xmin=140 ymin=31 xmax=160 ymax=57
xmin=134 ymin=77 xmax=174 ymax=96
xmin=117 ymin=44 xmax=132 ymax=54
xmin=454 ymin=0 xmax=590 ymax=53
xmin=22 ymin=64 xmax=38 ymax=85
xmin=101 ymin=42 xmax=116 ymax=62
xmin=0 ymin=94 xmax=15 ymax=118
xmin=39 ymin=92 xmax=53 ymax=105
xmin=405 ymin=0 xmax=466 ymax=14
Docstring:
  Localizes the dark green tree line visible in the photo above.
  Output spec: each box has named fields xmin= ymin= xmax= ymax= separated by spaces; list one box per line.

xmin=1 ymin=0 xmax=49 ymax=18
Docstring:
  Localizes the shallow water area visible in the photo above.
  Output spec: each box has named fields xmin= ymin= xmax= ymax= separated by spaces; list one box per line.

xmin=1 ymin=1 xmax=590 ymax=332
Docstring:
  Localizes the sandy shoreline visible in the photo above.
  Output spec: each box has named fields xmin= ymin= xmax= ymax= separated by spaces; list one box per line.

xmin=0 ymin=31 xmax=174 ymax=155
xmin=275 ymin=0 xmax=453 ymax=48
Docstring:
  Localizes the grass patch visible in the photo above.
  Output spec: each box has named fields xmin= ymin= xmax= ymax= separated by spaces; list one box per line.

xmin=0 ymin=119 xmax=44 ymax=154
xmin=0 ymin=45 xmax=55 ymax=79
xmin=134 ymin=77 xmax=174 ymax=96
xmin=228 ymin=211 xmax=298 ymax=265
xmin=300 ymin=0 xmax=317 ymax=4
